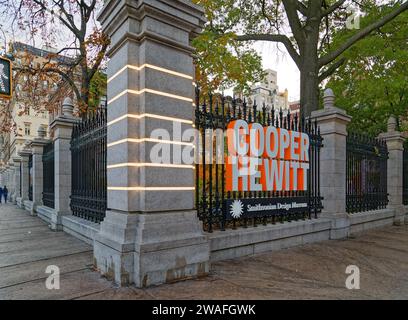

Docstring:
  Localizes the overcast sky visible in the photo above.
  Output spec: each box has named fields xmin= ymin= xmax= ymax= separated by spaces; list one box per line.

xmin=255 ymin=42 xmax=300 ymax=102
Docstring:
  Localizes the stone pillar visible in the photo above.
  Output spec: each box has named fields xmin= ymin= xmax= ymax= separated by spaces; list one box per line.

xmin=4 ymin=166 xmax=10 ymax=187
xmin=18 ymin=143 xmax=31 ymax=209
xmin=12 ymin=157 xmax=21 ymax=204
xmin=49 ymin=98 xmax=78 ymax=230
xmin=29 ymin=126 xmax=50 ymax=215
xmin=94 ymin=0 xmax=209 ymax=287
xmin=311 ymin=89 xmax=352 ymax=239
xmin=378 ymin=116 xmax=406 ymax=225
xmin=5 ymin=163 xmax=14 ymax=201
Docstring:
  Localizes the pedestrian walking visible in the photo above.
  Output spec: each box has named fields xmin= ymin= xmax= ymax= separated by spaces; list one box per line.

xmin=3 ymin=186 xmax=8 ymax=203
xmin=0 ymin=187 xmax=3 ymax=204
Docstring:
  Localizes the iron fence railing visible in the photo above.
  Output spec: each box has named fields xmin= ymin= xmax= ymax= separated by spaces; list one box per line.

xmin=19 ymin=162 xmax=22 ymax=197
xmin=28 ymin=154 xmax=33 ymax=201
xmin=346 ymin=131 xmax=388 ymax=213
xmin=42 ymin=141 xmax=55 ymax=208
xmin=403 ymin=140 xmax=408 ymax=205
xmin=195 ymin=88 xmax=323 ymax=232
xmin=70 ymin=108 xmax=107 ymax=223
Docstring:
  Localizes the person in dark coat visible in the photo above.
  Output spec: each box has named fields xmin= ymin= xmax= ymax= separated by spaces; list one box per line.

xmin=0 ymin=187 xmax=3 ymax=204
xmin=2 ymin=186 xmax=8 ymax=203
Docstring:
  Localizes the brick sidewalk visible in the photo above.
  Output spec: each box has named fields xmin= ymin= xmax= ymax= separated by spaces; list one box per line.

xmin=1 ymin=203 xmax=408 ymax=299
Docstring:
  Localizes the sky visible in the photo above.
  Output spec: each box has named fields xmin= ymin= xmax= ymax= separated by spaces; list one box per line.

xmin=255 ymin=42 xmax=300 ymax=102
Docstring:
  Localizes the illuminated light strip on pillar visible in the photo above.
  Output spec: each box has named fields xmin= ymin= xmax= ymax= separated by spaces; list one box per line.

xmin=107 ymin=163 xmax=195 ymax=169
xmin=107 ymin=138 xmax=194 ymax=148
xmin=107 ymin=88 xmax=193 ymax=105
xmin=107 ymin=64 xmax=193 ymax=84
xmin=108 ymin=186 xmax=195 ymax=191
xmin=107 ymin=113 xmax=193 ymax=126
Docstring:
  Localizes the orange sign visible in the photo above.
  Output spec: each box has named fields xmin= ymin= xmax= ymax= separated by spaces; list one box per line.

xmin=225 ymin=119 xmax=310 ymax=192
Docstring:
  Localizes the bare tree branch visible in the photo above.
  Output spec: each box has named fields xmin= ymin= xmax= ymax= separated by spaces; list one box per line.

xmin=282 ymin=0 xmax=305 ymax=45
xmin=236 ymin=33 xmax=301 ymax=68
xmin=321 ymin=0 xmax=347 ymax=17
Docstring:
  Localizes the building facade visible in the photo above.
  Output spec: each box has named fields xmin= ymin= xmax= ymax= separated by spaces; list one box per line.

xmin=248 ymin=69 xmax=289 ymax=112
xmin=0 ymin=42 xmax=74 ymax=185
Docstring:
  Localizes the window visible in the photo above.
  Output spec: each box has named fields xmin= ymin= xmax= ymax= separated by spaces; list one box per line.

xmin=24 ymin=123 xmax=31 ymax=136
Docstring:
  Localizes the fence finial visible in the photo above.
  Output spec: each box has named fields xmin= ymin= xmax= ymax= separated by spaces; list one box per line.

xmin=323 ymin=88 xmax=335 ymax=109
xmin=387 ymin=115 xmax=397 ymax=132
xmin=62 ymin=97 xmax=74 ymax=117
xmin=37 ymin=125 xmax=46 ymax=139
xmin=23 ymin=139 xmax=31 ymax=151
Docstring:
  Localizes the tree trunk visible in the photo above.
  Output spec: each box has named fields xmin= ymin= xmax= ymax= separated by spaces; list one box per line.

xmin=80 ymin=81 xmax=90 ymax=116
xmin=300 ymin=62 xmax=319 ymax=118
xmin=299 ymin=27 xmax=320 ymax=118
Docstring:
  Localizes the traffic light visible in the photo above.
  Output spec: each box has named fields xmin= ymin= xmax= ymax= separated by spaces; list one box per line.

xmin=0 ymin=56 xmax=12 ymax=99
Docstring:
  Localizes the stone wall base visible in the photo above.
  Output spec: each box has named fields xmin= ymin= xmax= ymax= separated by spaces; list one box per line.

xmin=36 ymin=205 xmax=54 ymax=225
xmin=23 ymin=200 xmax=34 ymax=215
xmin=93 ymin=210 xmax=210 ymax=287
xmin=349 ymin=208 xmax=395 ymax=235
xmin=209 ymin=219 xmax=332 ymax=262
xmin=16 ymin=197 xmax=24 ymax=208
xmin=32 ymin=205 xmax=69 ymax=233
xmin=37 ymin=205 xmax=100 ymax=244
xmin=61 ymin=215 xmax=100 ymax=245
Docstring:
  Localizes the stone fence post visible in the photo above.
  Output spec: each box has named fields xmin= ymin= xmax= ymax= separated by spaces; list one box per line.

xmin=6 ymin=163 xmax=14 ymax=201
xmin=378 ymin=116 xmax=406 ymax=225
xmin=311 ymin=89 xmax=352 ymax=239
xmin=49 ymin=98 xmax=78 ymax=230
xmin=28 ymin=126 xmax=50 ymax=215
xmin=12 ymin=157 xmax=21 ymax=204
xmin=94 ymin=0 xmax=209 ymax=287
xmin=17 ymin=142 xmax=31 ymax=209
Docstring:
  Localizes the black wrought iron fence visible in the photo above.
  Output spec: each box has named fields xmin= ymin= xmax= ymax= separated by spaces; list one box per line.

xmin=195 ymin=88 xmax=323 ymax=232
xmin=28 ymin=155 xmax=33 ymax=201
xmin=19 ymin=162 xmax=22 ymax=197
xmin=70 ymin=108 xmax=107 ymax=223
xmin=346 ymin=132 xmax=388 ymax=213
xmin=403 ymin=140 xmax=408 ymax=205
xmin=42 ymin=142 xmax=55 ymax=208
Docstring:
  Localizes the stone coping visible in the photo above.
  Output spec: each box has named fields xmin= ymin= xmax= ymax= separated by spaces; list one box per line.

xmin=348 ymin=208 xmax=395 ymax=225
xmin=61 ymin=215 xmax=100 ymax=245
xmin=209 ymin=218 xmax=331 ymax=255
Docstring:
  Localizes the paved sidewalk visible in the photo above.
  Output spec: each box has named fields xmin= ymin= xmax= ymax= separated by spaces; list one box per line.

xmin=1 ymin=203 xmax=408 ymax=300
